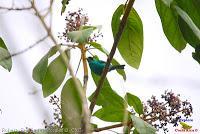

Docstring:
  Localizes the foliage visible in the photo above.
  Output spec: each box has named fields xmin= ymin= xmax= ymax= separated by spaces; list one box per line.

xmin=61 ymin=78 xmax=83 ymax=132
xmin=32 ymin=47 xmax=70 ymax=97
xmin=112 ymin=4 xmax=143 ymax=69
xmin=131 ymin=115 xmax=156 ymax=134
xmin=61 ymin=0 xmax=70 ymax=15
xmin=0 ymin=0 xmax=198 ymax=134
xmin=0 ymin=37 xmax=12 ymax=71
xmin=155 ymin=0 xmax=200 ymax=63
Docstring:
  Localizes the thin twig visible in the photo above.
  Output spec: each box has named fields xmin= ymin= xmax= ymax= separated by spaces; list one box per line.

xmin=89 ymin=0 xmax=136 ymax=114
xmin=61 ymin=43 xmax=78 ymax=48
xmin=0 ymin=6 xmax=32 ymax=11
xmin=49 ymin=0 xmax=54 ymax=32
xmin=107 ymin=129 xmax=122 ymax=134
xmin=75 ymin=57 xmax=82 ymax=76
xmin=0 ymin=35 xmax=48 ymax=62
xmin=94 ymin=121 xmax=132 ymax=132
xmin=86 ymin=47 xmax=96 ymax=50
xmin=87 ymin=50 xmax=94 ymax=57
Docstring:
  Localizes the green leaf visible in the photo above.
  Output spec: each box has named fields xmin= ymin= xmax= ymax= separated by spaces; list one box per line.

xmin=61 ymin=0 xmax=69 ymax=15
xmin=192 ymin=51 xmax=200 ymax=64
xmin=94 ymin=106 xmax=130 ymax=122
xmin=89 ymin=72 xmax=127 ymax=108
xmin=111 ymin=58 xmax=126 ymax=80
xmin=0 ymin=37 xmax=12 ymax=71
xmin=0 ymin=37 xmax=8 ymax=49
xmin=80 ymin=25 xmax=102 ymax=31
xmin=155 ymin=0 xmax=186 ymax=52
xmin=88 ymin=42 xmax=126 ymax=80
xmin=32 ymin=46 xmax=59 ymax=84
xmin=61 ymin=78 xmax=83 ymax=131
xmin=192 ymin=46 xmax=200 ymax=64
xmin=0 ymin=48 xmax=12 ymax=72
xmin=173 ymin=6 xmax=200 ymax=47
xmin=33 ymin=54 xmax=49 ymax=83
xmin=132 ymin=129 xmax=140 ymax=134
xmin=125 ymin=93 xmax=143 ymax=115
xmin=42 ymin=54 xmax=68 ymax=97
xmin=112 ymin=5 xmax=143 ymax=69
xmin=123 ymin=126 xmax=132 ymax=134
xmin=173 ymin=0 xmax=200 ymax=47
xmin=67 ymin=28 xmax=95 ymax=44
xmin=131 ymin=115 xmax=156 ymax=134
xmin=178 ymin=17 xmax=200 ymax=48
xmin=88 ymin=42 xmax=109 ymax=55
xmin=90 ymin=123 xmax=98 ymax=129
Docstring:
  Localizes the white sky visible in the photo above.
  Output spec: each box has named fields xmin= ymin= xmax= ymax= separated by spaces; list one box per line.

xmin=0 ymin=0 xmax=200 ymax=134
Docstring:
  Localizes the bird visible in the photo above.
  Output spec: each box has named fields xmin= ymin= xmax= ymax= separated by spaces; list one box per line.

xmin=87 ymin=56 xmax=125 ymax=75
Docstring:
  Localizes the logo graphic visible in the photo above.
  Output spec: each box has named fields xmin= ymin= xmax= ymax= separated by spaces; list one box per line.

xmin=180 ymin=122 xmax=192 ymax=130
xmin=174 ymin=118 xmax=198 ymax=133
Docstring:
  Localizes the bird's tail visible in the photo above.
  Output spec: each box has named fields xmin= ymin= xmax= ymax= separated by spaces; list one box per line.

xmin=110 ymin=65 xmax=125 ymax=71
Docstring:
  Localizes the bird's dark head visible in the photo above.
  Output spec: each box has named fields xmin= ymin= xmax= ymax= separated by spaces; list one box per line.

xmin=87 ymin=57 xmax=94 ymax=62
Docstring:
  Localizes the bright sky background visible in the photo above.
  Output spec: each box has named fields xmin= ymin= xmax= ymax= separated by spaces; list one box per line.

xmin=0 ymin=0 xmax=200 ymax=134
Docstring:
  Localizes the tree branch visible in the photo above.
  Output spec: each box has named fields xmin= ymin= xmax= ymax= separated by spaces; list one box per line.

xmin=0 ymin=6 xmax=32 ymax=11
xmin=0 ymin=35 xmax=48 ymax=62
xmin=93 ymin=121 xmax=132 ymax=132
xmin=89 ymin=0 xmax=135 ymax=114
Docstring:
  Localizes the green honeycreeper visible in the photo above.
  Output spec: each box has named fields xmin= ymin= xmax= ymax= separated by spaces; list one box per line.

xmin=87 ymin=57 xmax=125 ymax=75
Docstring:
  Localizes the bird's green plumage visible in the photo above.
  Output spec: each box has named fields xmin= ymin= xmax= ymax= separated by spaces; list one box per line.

xmin=87 ymin=57 xmax=125 ymax=75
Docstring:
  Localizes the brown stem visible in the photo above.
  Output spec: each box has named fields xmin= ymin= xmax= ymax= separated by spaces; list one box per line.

xmin=79 ymin=44 xmax=88 ymax=92
xmin=94 ymin=121 xmax=132 ymax=132
xmin=0 ymin=6 xmax=32 ymax=11
xmin=89 ymin=0 xmax=136 ymax=114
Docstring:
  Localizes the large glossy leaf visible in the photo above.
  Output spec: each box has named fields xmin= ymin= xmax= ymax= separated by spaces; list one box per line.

xmin=42 ymin=54 xmax=68 ymax=97
xmin=174 ymin=0 xmax=200 ymax=47
xmin=88 ymin=42 xmax=126 ymax=80
xmin=112 ymin=5 xmax=143 ymax=69
xmin=61 ymin=78 xmax=83 ymax=132
xmin=125 ymin=93 xmax=143 ymax=115
xmin=131 ymin=115 xmax=156 ymax=134
xmin=173 ymin=6 xmax=200 ymax=47
xmin=0 ymin=37 xmax=12 ymax=71
xmin=32 ymin=46 xmax=59 ymax=83
xmin=94 ymin=106 xmax=130 ymax=122
xmin=89 ymin=72 xmax=127 ymax=108
xmin=155 ymin=0 xmax=186 ymax=52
